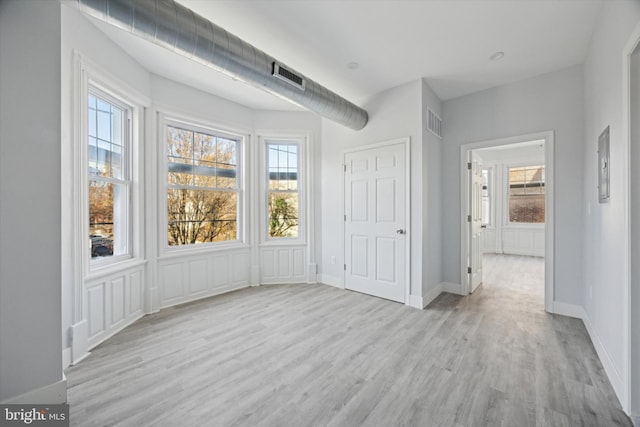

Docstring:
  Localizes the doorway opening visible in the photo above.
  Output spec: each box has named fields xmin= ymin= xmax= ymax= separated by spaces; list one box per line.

xmin=461 ymin=132 xmax=554 ymax=312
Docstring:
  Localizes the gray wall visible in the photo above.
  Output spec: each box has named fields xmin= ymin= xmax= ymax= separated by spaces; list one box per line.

xmin=582 ymin=0 xmax=640 ymax=414
xmin=421 ymin=80 xmax=444 ymax=294
xmin=441 ymin=65 xmax=585 ymax=305
xmin=0 ymin=0 xmax=64 ymax=402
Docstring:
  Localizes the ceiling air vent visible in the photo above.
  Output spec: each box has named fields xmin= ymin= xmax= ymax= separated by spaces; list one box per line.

xmin=427 ymin=108 xmax=443 ymax=139
xmin=272 ymin=62 xmax=306 ymax=91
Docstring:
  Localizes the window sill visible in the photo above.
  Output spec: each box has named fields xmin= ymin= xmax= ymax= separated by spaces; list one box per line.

xmin=259 ymin=240 xmax=307 ymax=247
xmin=504 ymin=223 xmax=545 ymax=229
xmin=158 ymin=242 xmax=251 ymax=261
xmin=86 ymin=258 xmax=147 ymax=282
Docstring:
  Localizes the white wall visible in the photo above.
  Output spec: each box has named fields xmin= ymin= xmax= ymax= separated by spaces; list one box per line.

xmin=422 ymin=80 xmax=444 ymax=298
xmin=442 ymin=65 xmax=584 ymax=305
xmin=582 ymin=0 xmax=640 ymax=414
xmin=0 ymin=0 xmax=66 ymax=403
xmin=320 ymin=80 xmax=424 ymax=303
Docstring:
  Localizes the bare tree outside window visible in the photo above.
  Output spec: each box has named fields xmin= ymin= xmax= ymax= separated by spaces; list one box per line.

xmin=508 ymin=165 xmax=545 ymax=223
xmin=166 ymin=125 xmax=239 ymax=246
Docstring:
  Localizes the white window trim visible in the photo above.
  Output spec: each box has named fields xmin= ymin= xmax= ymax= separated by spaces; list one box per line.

xmin=87 ymin=86 xmax=133 ymax=268
xmin=158 ymin=112 xmax=249 ymax=257
xmin=258 ymin=133 xmax=309 ymax=245
xmin=504 ymin=160 xmax=546 ymax=228
xmin=72 ymin=52 xmax=147 ymax=282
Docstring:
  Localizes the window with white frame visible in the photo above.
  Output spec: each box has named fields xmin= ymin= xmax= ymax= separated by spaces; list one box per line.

xmin=508 ymin=164 xmax=545 ymax=223
xmin=266 ymin=142 xmax=300 ymax=239
xmin=88 ymin=89 xmax=132 ymax=262
xmin=165 ymin=122 xmax=241 ymax=247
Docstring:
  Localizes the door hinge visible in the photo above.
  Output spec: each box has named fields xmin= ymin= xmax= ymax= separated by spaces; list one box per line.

xmin=344 ymin=264 xmax=347 ymax=271
xmin=344 ymin=164 xmax=347 ymax=172
xmin=344 ymin=214 xmax=347 ymax=221
xmin=468 ymin=266 xmax=472 ymax=274
xmin=467 ymin=162 xmax=472 ymax=170
xmin=467 ymin=214 xmax=472 ymax=222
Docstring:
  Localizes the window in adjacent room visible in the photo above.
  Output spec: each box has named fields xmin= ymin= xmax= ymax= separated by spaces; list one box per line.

xmin=165 ymin=123 xmax=241 ymax=247
xmin=481 ymin=168 xmax=491 ymax=226
xmin=508 ymin=165 xmax=545 ymax=223
xmin=88 ymin=89 xmax=132 ymax=263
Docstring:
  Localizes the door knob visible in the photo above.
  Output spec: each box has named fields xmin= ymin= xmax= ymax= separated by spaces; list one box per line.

xmin=396 ymin=229 xmax=405 ymax=235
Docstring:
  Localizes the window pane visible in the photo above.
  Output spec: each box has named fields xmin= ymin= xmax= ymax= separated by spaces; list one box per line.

xmin=509 ymin=165 xmax=545 ymax=223
xmin=89 ymin=93 xmax=125 ymax=179
xmin=167 ymin=125 xmax=194 ymax=185
xmin=215 ymin=137 xmax=237 ymax=189
xmin=268 ymin=192 xmax=299 ymax=238
xmin=89 ymin=180 xmax=128 ymax=258
xmin=482 ymin=169 xmax=490 ymax=225
xmin=268 ymin=144 xmax=298 ymax=191
xmin=167 ymin=189 xmax=237 ymax=245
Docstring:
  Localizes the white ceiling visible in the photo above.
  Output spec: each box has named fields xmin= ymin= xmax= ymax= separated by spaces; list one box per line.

xmin=89 ymin=0 xmax=604 ymax=111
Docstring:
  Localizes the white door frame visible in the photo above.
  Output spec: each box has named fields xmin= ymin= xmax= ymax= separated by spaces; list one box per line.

xmin=460 ymin=131 xmax=555 ymax=313
xmin=621 ymin=21 xmax=640 ymax=416
xmin=342 ymin=137 xmax=411 ymax=305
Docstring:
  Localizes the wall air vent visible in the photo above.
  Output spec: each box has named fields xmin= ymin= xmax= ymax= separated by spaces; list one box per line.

xmin=427 ymin=108 xmax=443 ymax=139
xmin=272 ymin=62 xmax=306 ymax=91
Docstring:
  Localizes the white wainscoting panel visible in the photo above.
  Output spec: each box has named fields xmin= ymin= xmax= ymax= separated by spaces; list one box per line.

xmin=482 ymin=228 xmax=497 ymax=253
xmin=85 ymin=265 xmax=146 ymax=349
xmin=260 ymin=245 xmax=308 ymax=284
xmin=502 ymin=227 xmax=545 ymax=257
xmin=158 ymin=248 xmax=251 ymax=309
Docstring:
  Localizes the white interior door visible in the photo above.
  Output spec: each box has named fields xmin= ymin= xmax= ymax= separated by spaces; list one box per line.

xmin=469 ymin=154 xmax=483 ymax=293
xmin=344 ymin=142 xmax=406 ymax=303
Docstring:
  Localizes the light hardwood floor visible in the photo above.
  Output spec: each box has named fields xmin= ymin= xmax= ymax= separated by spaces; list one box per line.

xmin=66 ymin=255 xmax=631 ymax=426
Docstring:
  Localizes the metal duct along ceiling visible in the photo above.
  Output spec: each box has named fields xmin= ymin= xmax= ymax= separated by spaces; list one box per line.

xmin=65 ymin=0 xmax=369 ymax=130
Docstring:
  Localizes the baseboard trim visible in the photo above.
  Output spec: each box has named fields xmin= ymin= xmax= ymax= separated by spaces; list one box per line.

xmin=319 ymin=274 xmax=343 ymax=289
xmin=551 ymin=302 xmax=625 ymax=408
xmin=62 ymin=347 xmax=71 ymax=369
xmin=580 ymin=308 xmax=626 ymax=412
xmin=2 ymin=377 xmax=67 ymax=404
xmin=408 ymin=294 xmax=424 ymax=309
xmin=71 ymin=320 xmax=89 ymax=365
xmin=441 ymin=282 xmax=464 ymax=295
xmin=420 ymin=283 xmax=445 ymax=308
xmin=552 ymin=301 xmax=583 ymax=319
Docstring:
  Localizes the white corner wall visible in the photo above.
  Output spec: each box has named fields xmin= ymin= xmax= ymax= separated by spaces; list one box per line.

xmin=0 ymin=0 xmax=66 ymax=403
xmin=583 ymin=0 xmax=640 ymax=414
xmin=320 ymin=80 xmax=424 ymax=304
xmin=442 ymin=65 xmax=584 ymax=306
xmin=421 ymin=80 xmax=444 ymax=299
xmin=61 ymin=4 xmax=152 ymax=363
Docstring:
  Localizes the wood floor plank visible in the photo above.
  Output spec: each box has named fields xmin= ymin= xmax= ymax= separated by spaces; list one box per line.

xmin=65 ymin=255 xmax=632 ymax=426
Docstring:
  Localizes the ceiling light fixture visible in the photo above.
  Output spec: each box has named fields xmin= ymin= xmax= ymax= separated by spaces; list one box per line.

xmin=489 ymin=51 xmax=505 ymax=61
xmin=347 ymin=62 xmax=360 ymax=70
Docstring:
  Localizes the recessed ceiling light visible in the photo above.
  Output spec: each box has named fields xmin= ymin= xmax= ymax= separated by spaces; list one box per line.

xmin=347 ymin=62 xmax=360 ymax=70
xmin=489 ymin=51 xmax=505 ymax=61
